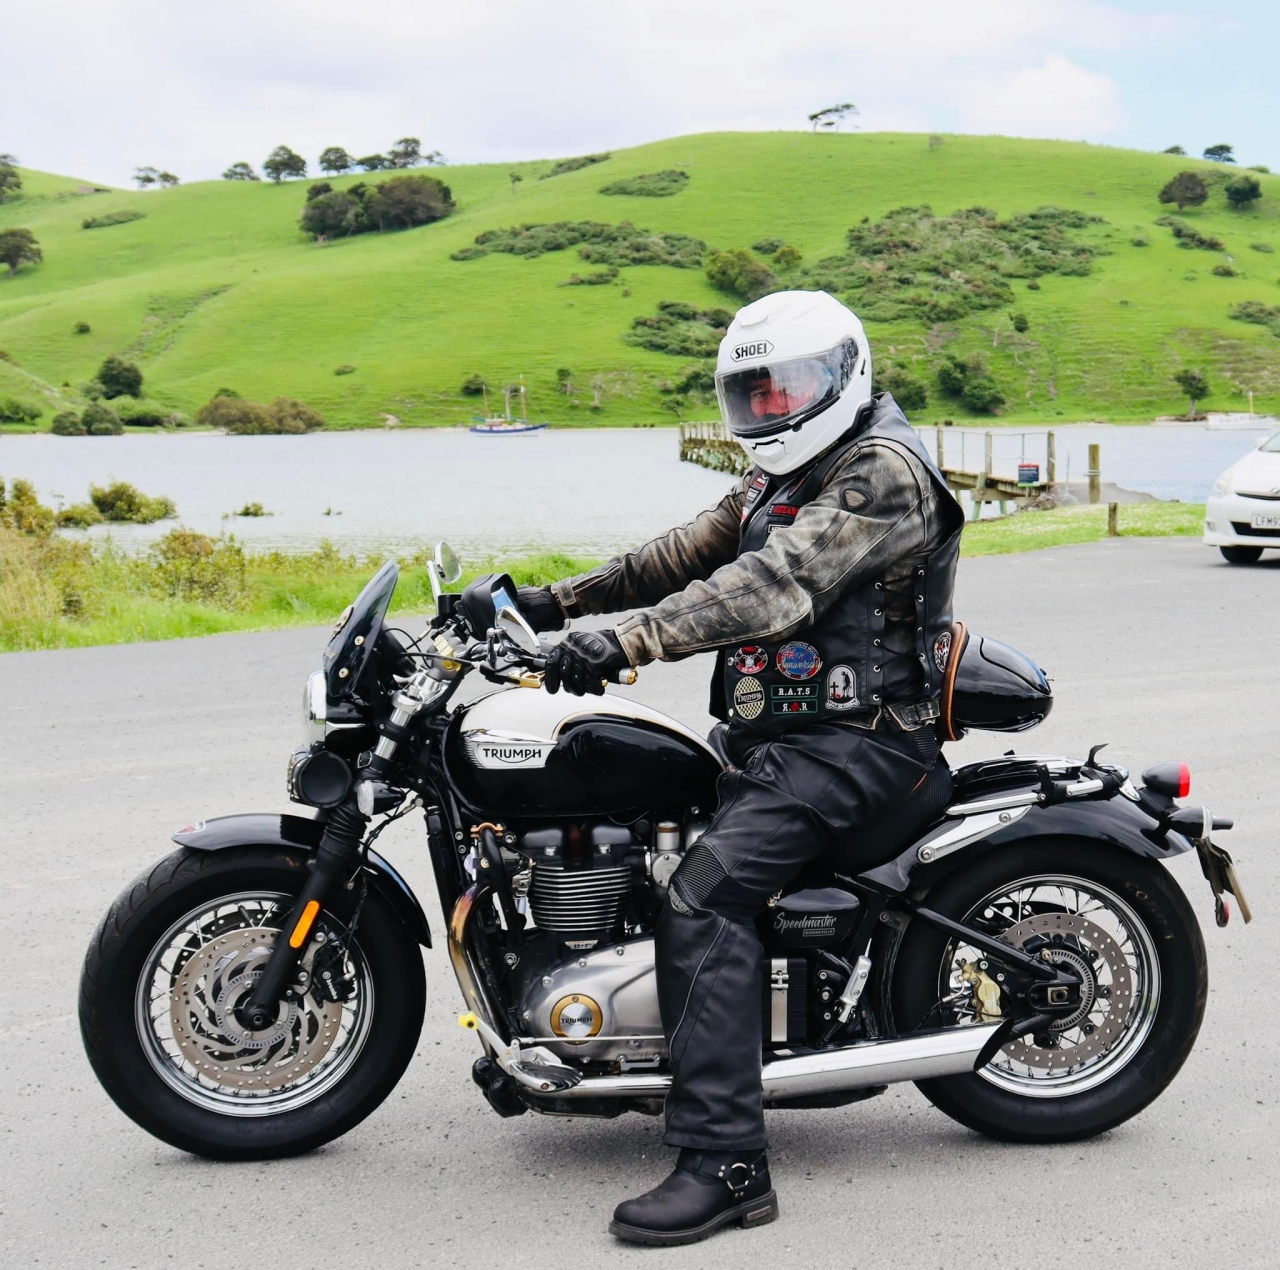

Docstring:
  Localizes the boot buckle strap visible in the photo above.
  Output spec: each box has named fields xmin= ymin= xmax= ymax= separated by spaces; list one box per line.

xmin=716 ymin=1161 xmax=756 ymax=1196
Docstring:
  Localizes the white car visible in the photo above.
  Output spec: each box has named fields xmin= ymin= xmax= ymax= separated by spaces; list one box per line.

xmin=1204 ymin=431 xmax=1280 ymax=563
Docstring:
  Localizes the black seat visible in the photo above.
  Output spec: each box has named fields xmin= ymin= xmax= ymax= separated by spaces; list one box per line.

xmin=845 ymin=758 xmax=955 ymax=865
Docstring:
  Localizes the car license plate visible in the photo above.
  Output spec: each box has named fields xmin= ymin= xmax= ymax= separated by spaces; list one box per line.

xmin=1251 ymin=513 xmax=1280 ymax=529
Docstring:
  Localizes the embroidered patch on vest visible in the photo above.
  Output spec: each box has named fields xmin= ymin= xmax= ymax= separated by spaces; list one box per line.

xmin=732 ymin=644 xmax=769 ymax=674
xmin=770 ymin=683 xmax=818 ymax=715
xmin=826 ymin=664 xmax=859 ymax=710
xmin=933 ymin=630 xmax=952 ymax=673
xmin=775 ymin=641 xmax=821 ymax=681
xmin=732 ymin=675 xmax=765 ymax=721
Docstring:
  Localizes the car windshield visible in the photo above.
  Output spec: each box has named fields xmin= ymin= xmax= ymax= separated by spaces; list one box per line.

xmin=1261 ymin=431 xmax=1280 ymax=453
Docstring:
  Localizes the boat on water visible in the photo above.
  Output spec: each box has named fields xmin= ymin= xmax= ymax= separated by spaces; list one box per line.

xmin=468 ymin=379 xmax=548 ymax=436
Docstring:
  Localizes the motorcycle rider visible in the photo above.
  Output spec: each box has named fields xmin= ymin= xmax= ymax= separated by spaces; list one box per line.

xmin=518 ymin=290 xmax=965 ymax=1246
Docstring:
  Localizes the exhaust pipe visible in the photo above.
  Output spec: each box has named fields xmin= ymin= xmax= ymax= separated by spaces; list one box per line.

xmin=496 ymin=1023 xmax=1004 ymax=1101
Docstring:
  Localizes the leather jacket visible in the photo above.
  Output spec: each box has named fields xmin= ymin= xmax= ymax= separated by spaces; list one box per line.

xmin=551 ymin=394 xmax=964 ymax=729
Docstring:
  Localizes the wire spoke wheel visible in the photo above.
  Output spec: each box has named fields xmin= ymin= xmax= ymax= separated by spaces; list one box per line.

xmin=135 ymin=891 xmax=375 ymax=1117
xmin=941 ymin=873 xmax=1160 ymax=1098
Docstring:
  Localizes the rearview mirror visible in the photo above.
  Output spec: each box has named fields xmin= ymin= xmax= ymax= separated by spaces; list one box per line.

xmin=496 ymin=605 xmax=541 ymax=655
xmin=435 ymin=542 xmax=462 ymax=583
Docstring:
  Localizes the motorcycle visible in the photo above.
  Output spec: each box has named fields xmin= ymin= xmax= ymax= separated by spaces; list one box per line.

xmin=79 ymin=546 xmax=1252 ymax=1159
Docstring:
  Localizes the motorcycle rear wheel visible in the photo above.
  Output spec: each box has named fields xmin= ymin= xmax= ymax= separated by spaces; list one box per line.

xmin=79 ymin=846 xmax=426 ymax=1160
xmin=891 ymin=840 xmax=1207 ymax=1143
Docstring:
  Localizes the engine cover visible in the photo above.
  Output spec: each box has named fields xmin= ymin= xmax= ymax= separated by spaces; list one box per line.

xmin=518 ymin=938 xmax=665 ymax=1064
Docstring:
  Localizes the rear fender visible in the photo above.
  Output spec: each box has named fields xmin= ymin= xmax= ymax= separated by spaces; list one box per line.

xmin=173 ymin=812 xmax=432 ymax=947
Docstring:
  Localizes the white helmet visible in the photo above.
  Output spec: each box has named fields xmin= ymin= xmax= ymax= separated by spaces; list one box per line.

xmin=715 ymin=290 xmax=872 ymax=476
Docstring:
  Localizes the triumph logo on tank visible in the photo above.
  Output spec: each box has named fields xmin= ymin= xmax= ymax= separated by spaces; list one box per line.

xmin=465 ymin=733 xmax=555 ymax=769
xmin=732 ymin=339 xmax=774 ymax=362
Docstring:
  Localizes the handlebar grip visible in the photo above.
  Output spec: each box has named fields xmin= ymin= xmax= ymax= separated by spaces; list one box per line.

xmin=606 ymin=667 xmax=638 ymax=686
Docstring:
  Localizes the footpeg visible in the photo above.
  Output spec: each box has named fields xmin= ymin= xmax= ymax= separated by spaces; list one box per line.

xmin=509 ymin=1060 xmax=583 ymax=1093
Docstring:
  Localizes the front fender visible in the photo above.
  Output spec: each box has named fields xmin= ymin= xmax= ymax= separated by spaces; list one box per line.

xmin=173 ymin=812 xmax=432 ymax=947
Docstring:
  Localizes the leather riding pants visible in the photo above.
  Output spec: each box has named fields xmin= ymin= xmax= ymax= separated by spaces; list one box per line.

xmin=656 ymin=721 xmax=940 ymax=1151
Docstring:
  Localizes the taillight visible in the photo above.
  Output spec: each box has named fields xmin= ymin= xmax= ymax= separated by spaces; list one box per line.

xmin=1141 ymin=761 xmax=1191 ymax=800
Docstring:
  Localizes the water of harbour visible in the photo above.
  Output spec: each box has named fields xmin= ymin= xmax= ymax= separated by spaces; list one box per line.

xmin=4 ymin=423 xmax=1272 ymax=558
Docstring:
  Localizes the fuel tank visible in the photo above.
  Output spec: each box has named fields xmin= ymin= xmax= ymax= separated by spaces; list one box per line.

xmin=445 ymin=688 xmax=723 ymax=817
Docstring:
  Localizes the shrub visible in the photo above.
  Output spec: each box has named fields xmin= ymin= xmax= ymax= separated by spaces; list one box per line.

xmin=1131 ymin=236 xmax=1149 ymax=247
xmin=540 ymin=153 xmax=611 ymax=179
xmin=234 ymin=502 xmax=269 ymax=517
xmin=51 ymin=410 xmax=86 ymax=435
xmin=1155 ymin=217 xmax=1225 ymax=251
xmin=148 ymin=528 xmax=246 ymax=606
xmin=56 ymin=502 xmax=103 ymax=528
xmin=363 ymin=175 xmax=455 ymax=231
xmin=1173 ymin=367 xmax=1210 ymax=413
xmin=559 ymin=267 xmax=618 ymax=286
xmin=213 ymin=386 xmax=240 ymax=398
xmin=115 ymin=398 xmax=174 ymax=427
xmin=90 ymin=480 xmax=177 ymax=523
xmin=1250 ymin=242 xmax=1274 ymax=253
xmin=0 ymin=162 xmax=21 ymax=202
xmin=96 ymin=355 xmax=143 ymax=399
xmin=1011 ymin=312 xmax=1030 ymax=332
xmin=705 ymin=248 xmax=777 ymax=300
xmin=1158 ymin=171 xmax=1208 ymax=212
xmin=1212 ymin=263 xmax=1239 ymax=277
xmin=0 ymin=396 xmax=41 ymax=422
xmin=624 ymin=302 xmax=730 ymax=357
xmin=306 ymin=181 xmax=333 ymax=201
xmin=1027 ymin=280 xmax=1041 ymax=290
xmin=73 ymin=320 xmax=91 ymax=334
xmin=453 ymin=221 xmax=706 ymax=269
xmin=460 ymin=373 xmax=487 ymax=396
xmin=195 ymin=396 xmax=271 ymax=431
xmin=334 ymin=364 xmax=356 ymax=375
xmin=81 ymin=401 xmax=122 ymax=435
xmin=299 ymin=190 xmax=365 ymax=242
xmin=751 ymin=238 xmax=784 ymax=255
xmin=936 ymin=353 xmax=1004 ymax=414
xmin=771 ymin=245 xmax=803 ymax=269
xmin=1225 ymin=175 xmax=1263 ymax=209
xmin=2 ymin=479 xmax=55 ymax=537
xmin=1249 ymin=165 xmax=1271 ymax=174
xmin=1228 ymin=300 xmax=1280 ymax=333
xmin=878 ymin=367 xmax=928 ymax=412
xmin=81 ymin=210 xmax=145 ymax=230
xmin=267 ymin=397 xmax=325 ymax=433
xmin=599 ymin=169 xmax=689 ymax=197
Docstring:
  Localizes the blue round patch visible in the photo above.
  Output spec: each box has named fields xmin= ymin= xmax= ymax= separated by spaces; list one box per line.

xmin=776 ymin=641 xmax=821 ymax=681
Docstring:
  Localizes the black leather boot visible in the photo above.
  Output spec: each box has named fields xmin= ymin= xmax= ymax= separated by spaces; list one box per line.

xmin=608 ymin=1149 xmax=778 ymax=1246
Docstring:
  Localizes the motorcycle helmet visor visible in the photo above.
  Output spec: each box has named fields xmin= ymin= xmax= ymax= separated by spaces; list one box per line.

xmin=716 ymin=339 xmax=858 ymax=439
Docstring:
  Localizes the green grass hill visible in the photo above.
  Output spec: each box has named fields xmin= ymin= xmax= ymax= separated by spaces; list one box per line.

xmin=2 ymin=132 xmax=1280 ymax=428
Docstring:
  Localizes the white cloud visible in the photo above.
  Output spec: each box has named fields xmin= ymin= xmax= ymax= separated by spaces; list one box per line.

xmin=4 ymin=1 xmax=1202 ymax=183
xmin=957 ymin=55 xmax=1127 ymax=138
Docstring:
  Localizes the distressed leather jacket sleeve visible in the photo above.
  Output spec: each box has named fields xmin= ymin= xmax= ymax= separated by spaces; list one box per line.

xmin=611 ymin=439 xmax=945 ymax=666
xmin=550 ymin=476 xmax=749 ymax=618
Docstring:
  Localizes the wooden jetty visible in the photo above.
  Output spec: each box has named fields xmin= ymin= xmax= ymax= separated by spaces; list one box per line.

xmin=678 ymin=421 xmax=1097 ymax=518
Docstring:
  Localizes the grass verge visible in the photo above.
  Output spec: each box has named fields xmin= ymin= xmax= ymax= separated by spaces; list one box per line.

xmin=1 ymin=503 xmax=1205 ymax=653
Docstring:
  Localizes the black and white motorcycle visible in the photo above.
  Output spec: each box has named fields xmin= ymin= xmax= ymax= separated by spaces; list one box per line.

xmin=79 ymin=547 xmax=1251 ymax=1159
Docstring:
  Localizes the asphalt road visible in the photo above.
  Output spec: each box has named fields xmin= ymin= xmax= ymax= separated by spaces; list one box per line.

xmin=3 ymin=537 xmax=1276 ymax=1269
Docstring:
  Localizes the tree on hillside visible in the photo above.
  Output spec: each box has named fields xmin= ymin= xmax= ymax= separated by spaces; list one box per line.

xmin=97 ymin=355 xmax=143 ymax=399
xmin=157 ymin=171 xmax=179 ymax=187
xmin=133 ymin=166 xmax=160 ymax=188
xmin=1163 ymin=145 xmax=1186 ymax=155
xmin=1203 ymin=144 xmax=1235 ymax=163
xmin=1225 ymin=174 xmax=1263 ymax=209
xmin=1159 ymin=171 xmax=1208 ymax=212
xmin=263 ymin=145 xmax=307 ymax=182
xmin=0 ymin=228 xmax=42 ymax=275
xmin=299 ymin=190 xmax=365 ymax=243
xmin=319 ymin=147 xmax=354 ymax=175
xmin=356 ymin=153 xmax=390 ymax=171
xmin=509 ymin=170 xmax=523 ymax=193
xmin=807 ymin=103 xmax=857 ymax=132
xmin=387 ymin=137 xmax=423 ymax=168
xmin=363 ymin=175 xmax=455 ymax=231
xmin=1174 ymin=368 xmax=1209 ymax=416
xmin=222 ymin=161 xmax=260 ymax=181
xmin=0 ymin=162 xmax=20 ymax=202
xmin=0 ymin=153 xmax=17 ymax=164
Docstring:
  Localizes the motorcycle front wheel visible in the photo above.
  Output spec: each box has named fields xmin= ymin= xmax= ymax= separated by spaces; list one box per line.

xmin=891 ymin=839 xmax=1207 ymax=1142
xmin=79 ymin=845 xmax=426 ymax=1160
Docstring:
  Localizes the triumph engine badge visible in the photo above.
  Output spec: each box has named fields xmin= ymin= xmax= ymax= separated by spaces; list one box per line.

xmin=776 ymin=641 xmax=821 ymax=681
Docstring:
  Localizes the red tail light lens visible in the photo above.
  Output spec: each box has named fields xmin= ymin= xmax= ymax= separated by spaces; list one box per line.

xmin=1141 ymin=761 xmax=1191 ymax=800
xmin=1178 ymin=762 xmax=1191 ymax=799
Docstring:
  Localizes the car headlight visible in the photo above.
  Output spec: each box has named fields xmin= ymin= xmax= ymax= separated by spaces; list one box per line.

xmin=304 ymin=670 xmax=328 ymax=745
xmin=1211 ymin=469 xmax=1233 ymax=498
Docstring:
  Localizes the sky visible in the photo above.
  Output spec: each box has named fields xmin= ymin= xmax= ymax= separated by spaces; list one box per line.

xmin=6 ymin=0 xmax=1277 ymax=186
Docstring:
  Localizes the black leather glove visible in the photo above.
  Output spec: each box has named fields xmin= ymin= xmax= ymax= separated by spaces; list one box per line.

xmin=516 ymin=585 xmax=566 ymax=633
xmin=544 ymin=630 xmax=630 ymax=696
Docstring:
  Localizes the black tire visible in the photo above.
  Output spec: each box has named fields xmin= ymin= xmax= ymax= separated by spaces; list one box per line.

xmin=79 ymin=846 xmax=426 ymax=1160
xmin=1220 ymin=546 xmax=1263 ymax=564
xmin=891 ymin=839 xmax=1207 ymax=1143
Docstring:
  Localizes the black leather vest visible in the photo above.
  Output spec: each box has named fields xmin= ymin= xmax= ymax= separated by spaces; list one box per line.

xmin=717 ymin=398 xmax=963 ymax=735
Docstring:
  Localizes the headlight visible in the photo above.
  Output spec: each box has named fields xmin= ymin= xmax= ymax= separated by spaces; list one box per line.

xmin=1211 ymin=469 xmax=1233 ymax=497
xmin=304 ymin=670 xmax=328 ymax=745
